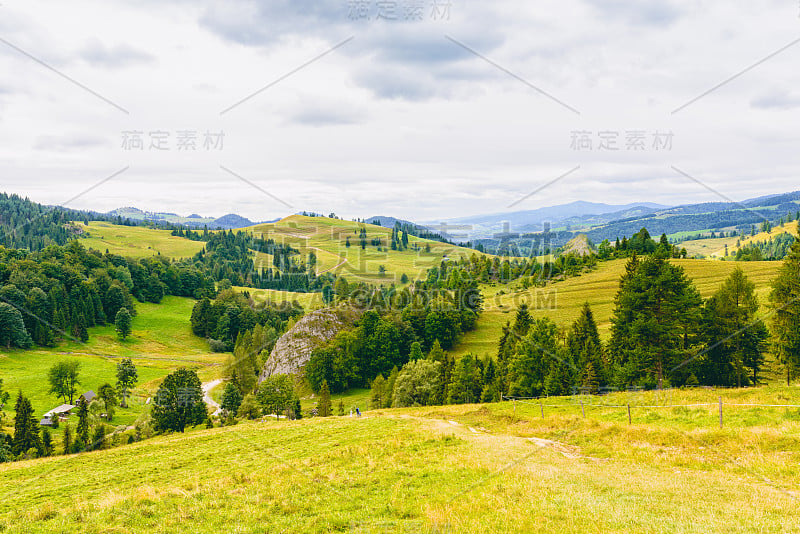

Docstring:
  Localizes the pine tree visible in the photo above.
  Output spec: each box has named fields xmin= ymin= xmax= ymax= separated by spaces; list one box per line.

xmin=370 ymin=375 xmax=385 ymax=409
xmin=41 ymin=427 xmax=53 ymax=456
xmin=11 ymin=392 xmax=41 ymax=456
xmin=513 ymin=303 xmax=532 ymax=337
xmin=609 ymin=255 xmax=701 ymax=389
xmin=76 ymin=398 xmax=90 ymax=450
xmin=567 ymin=303 xmax=605 ymax=387
xmin=62 ymin=423 xmax=72 ymax=455
xmin=770 ymin=233 xmax=800 ymax=385
xmin=220 ymin=382 xmax=243 ymax=417
xmin=581 ymin=362 xmax=599 ymax=394
xmin=318 ymin=380 xmax=332 ymax=417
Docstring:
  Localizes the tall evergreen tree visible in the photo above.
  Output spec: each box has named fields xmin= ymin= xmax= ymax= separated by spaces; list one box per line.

xmin=567 ymin=303 xmax=605 ymax=386
xmin=609 ymin=255 xmax=702 ymax=389
xmin=770 ymin=233 xmax=800 ymax=384
xmin=701 ymin=268 xmax=768 ymax=387
xmin=318 ymin=380 xmax=332 ymax=417
xmin=75 ymin=398 xmax=90 ymax=449
xmin=11 ymin=393 xmax=41 ymax=456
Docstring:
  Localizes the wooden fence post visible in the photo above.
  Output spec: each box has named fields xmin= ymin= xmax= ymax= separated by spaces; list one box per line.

xmin=719 ymin=396 xmax=723 ymax=428
xmin=580 ymin=398 xmax=585 ymax=418
xmin=627 ymin=404 xmax=631 ymax=425
xmin=540 ymin=398 xmax=544 ymax=419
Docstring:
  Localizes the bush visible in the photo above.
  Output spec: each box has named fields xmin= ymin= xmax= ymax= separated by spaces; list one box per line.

xmin=208 ymin=339 xmax=228 ymax=352
xmin=237 ymin=394 xmax=261 ymax=420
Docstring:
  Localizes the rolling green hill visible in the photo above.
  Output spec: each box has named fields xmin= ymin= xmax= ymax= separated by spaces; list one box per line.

xmin=246 ymin=215 xmax=484 ymax=285
xmin=78 ymin=221 xmax=206 ymax=259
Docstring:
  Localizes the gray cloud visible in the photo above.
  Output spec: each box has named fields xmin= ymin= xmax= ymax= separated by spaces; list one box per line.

xmin=33 ymin=134 xmax=108 ymax=151
xmin=288 ymin=103 xmax=365 ymax=126
xmin=750 ymin=89 xmax=800 ymax=110
xmin=583 ymin=0 xmax=682 ymax=27
xmin=79 ymin=40 xmax=154 ymax=68
xmin=198 ymin=0 xmax=506 ymax=101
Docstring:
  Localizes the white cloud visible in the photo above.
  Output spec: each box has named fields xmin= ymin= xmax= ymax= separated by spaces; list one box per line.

xmin=0 ymin=0 xmax=798 ymax=221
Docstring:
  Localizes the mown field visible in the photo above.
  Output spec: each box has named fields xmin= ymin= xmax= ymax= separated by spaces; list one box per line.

xmin=453 ymin=258 xmax=783 ymax=358
xmin=1 ymin=385 xmax=799 ymax=533
xmin=78 ymin=221 xmax=206 ymax=259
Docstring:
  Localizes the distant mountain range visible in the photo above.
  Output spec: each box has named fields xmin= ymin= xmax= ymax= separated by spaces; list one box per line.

xmin=451 ymin=192 xmax=800 ymax=254
xmin=106 ymin=207 xmax=259 ymax=230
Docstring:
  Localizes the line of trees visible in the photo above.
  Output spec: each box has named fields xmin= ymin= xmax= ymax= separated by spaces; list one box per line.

xmin=0 ymin=240 xmax=222 ymax=348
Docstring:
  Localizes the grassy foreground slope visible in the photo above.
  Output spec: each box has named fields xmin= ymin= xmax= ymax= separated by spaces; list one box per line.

xmin=454 ymin=258 xmax=782 ymax=358
xmin=2 ymin=386 xmax=799 ymax=533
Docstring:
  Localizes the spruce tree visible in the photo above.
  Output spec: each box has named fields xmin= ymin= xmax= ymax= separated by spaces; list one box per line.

xmin=770 ymin=233 xmax=800 ymax=384
xmin=609 ymin=255 xmax=701 ymax=389
xmin=76 ymin=398 xmax=90 ymax=450
xmin=41 ymin=427 xmax=53 ymax=456
xmin=62 ymin=423 xmax=72 ymax=455
xmin=12 ymin=393 xmax=42 ymax=456
xmin=318 ymin=380 xmax=332 ymax=417
xmin=370 ymin=375 xmax=385 ymax=409
xmin=567 ymin=303 xmax=605 ymax=386
xmin=513 ymin=303 xmax=532 ymax=337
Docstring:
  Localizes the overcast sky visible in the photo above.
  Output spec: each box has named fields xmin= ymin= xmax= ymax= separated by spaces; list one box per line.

xmin=0 ymin=0 xmax=798 ymax=222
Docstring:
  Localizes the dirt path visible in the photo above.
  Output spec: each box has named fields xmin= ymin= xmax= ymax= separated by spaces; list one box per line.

xmin=202 ymin=379 xmax=223 ymax=416
xmin=385 ymin=413 xmax=598 ymax=461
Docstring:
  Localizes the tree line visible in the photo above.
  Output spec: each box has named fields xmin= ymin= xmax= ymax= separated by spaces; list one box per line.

xmin=0 ymin=240 xmax=219 ymax=348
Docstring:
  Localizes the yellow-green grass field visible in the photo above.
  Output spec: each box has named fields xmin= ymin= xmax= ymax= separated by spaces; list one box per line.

xmin=453 ymin=258 xmax=783 ymax=358
xmin=247 ymin=215 xmax=485 ymax=285
xmin=234 ymin=286 xmax=326 ymax=312
xmin=0 ymin=296 xmax=224 ymax=431
xmin=78 ymin=221 xmax=205 ymax=259
xmin=680 ymin=221 xmax=799 ymax=259
xmin=1 ymin=385 xmax=799 ymax=533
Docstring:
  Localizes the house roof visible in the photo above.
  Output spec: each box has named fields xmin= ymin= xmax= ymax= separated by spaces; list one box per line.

xmin=80 ymin=391 xmax=96 ymax=402
xmin=43 ymin=404 xmax=75 ymax=417
xmin=39 ymin=418 xmax=53 ymax=426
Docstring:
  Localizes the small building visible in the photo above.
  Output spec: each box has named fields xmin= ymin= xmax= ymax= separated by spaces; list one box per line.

xmin=79 ymin=391 xmax=96 ymax=404
xmin=39 ymin=404 xmax=75 ymax=426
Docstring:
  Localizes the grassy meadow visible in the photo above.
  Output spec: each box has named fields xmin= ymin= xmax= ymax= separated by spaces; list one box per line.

xmin=1 ymin=385 xmax=799 ymax=533
xmin=78 ymin=221 xmax=206 ymax=259
xmin=679 ymin=220 xmax=799 ymax=258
